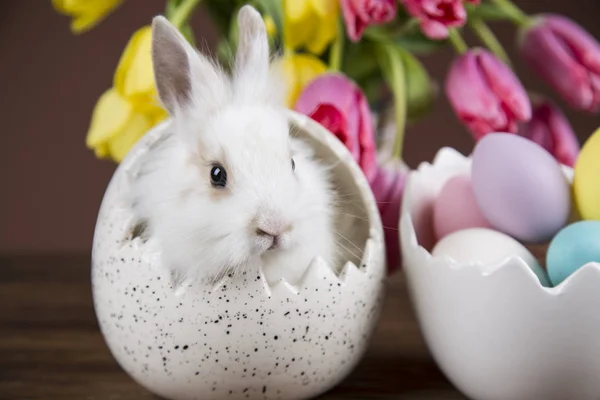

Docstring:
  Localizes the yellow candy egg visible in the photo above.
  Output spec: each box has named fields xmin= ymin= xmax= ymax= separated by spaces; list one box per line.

xmin=573 ymin=127 xmax=600 ymax=220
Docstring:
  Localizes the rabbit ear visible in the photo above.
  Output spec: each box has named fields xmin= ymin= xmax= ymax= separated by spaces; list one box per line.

xmin=232 ymin=5 xmax=271 ymax=101
xmin=152 ymin=16 xmax=228 ymax=116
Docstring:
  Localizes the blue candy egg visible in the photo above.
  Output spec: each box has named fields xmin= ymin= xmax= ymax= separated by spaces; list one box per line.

xmin=546 ymin=221 xmax=600 ymax=286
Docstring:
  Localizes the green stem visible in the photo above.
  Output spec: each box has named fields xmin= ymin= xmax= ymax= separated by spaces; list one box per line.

xmin=470 ymin=18 xmax=511 ymax=66
xmin=396 ymin=18 xmax=420 ymax=36
xmin=490 ymin=0 xmax=531 ymax=26
xmin=391 ymin=60 xmax=406 ymax=160
xmin=165 ymin=0 xmax=182 ymax=19
xmin=448 ymin=29 xmax=468 ymax=54
xmin=170 ymin=0 xmax=202 ymax=30
xmin=329 ymin=18 xmax=344 ymax=71
xmin=180 ymin=23 xmax=196 ymax=46
xmin=377 ymin=43 xmax=406 ymax=160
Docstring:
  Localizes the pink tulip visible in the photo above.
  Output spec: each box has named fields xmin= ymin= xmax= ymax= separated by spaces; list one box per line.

xmin=520 ymin=15 xmax=600 ymax=113
xmin=294 ymin=73 xmax=405 ymax=273
xmin=295 ymin=73 xmax=378 ymax=181
xmin=340 ymin=0 xmax=397 ymax=42
xmin=520 ymin=100 xmax=580 ymax=167
xmin=445 ymin=49 xmax=531 ymax=139
xmin=370 ymin=161 xmax=408 ymax=274
xmin=402 ymin=0 xmax=479 ymax=40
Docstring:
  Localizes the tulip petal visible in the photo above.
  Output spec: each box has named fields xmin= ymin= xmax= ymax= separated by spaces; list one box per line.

xmin=370 ymin=162 xmax=408 ymax=273
xmin=295 ymin=73 xmax=361 ymax=159
xmin=521 ymin=101 xmax=580 ymax=167
xmin=107 ymin=113 xmax=153 ymax=163
xmin=445 ymin=51 xmax=507 ymax=136
xmin=295 ymin=73 xmax=377 ymax=180
xmin=341 ymin=0 xmax=363 ymax=41
xmin=342 ymin=0 xmax=397 ymax=41
xmin=307 ymin=13 xmax=339 ymax=54
xmin=86 ymin=88 xmax=132 ymax=149
xmin=284 ymin=0 xmax=311 ymax=22
xmin=52 ymin=0 xmax=122 ymax=33
xmin=478 ymin=50 xmax=531 ymax=121
xmin=283 ymin=0 xmax=339 ymax=55
xmin=522 ymin=25 xmax=595 ymax=112
xmin=114 ymin=26 xmax=155 ymax=99
xmin=308 ymin=104 xmax=348 ymax=139
xmin=281 ymin=54 xmax=328 ymax=107
xmin=356 ymin=89 xmax=378 ymax=181
xmin=545 ymin=15 xmax=600 ymax=75
xmin=310 ymin=0 xmax=338 ymax=17
xmin=404 ymin=0 xmax=466 ymax=39
xmin=420 ymin=19 xmax=450 ymax=39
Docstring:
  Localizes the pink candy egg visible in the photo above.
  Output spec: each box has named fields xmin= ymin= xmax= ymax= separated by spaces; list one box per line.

xmin=433 ymin=174 xmax=492 ymax=240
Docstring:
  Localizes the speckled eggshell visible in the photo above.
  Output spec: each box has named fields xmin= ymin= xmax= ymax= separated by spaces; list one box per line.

xmin=91 ymin=112 xmax=386 ymax=400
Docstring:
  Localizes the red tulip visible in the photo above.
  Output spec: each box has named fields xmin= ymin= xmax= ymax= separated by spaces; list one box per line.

xmin=294 ymin=73 xmax=406 ymax=273
xmin=520 ymin=100 xmax=580 ymax=167
xmin=445 ymin=49 xmax=531 ymax=139
xmin=402 ymin=0 xmax=479 ymax=40
xmin=340 ymin=0 xmax=397 ymax=42
xmin=295 ymin=73 xmax=378 ymax=181
xmin=520 ymin=15 xmax=600 ymax=113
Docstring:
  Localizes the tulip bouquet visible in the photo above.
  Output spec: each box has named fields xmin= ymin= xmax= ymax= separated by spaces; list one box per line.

xmin=53 ymin=0 xmax=600 ymax=272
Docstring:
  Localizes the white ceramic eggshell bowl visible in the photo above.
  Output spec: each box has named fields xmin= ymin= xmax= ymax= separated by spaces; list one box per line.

xmin=91 ymin=111 xmax=386 ymax=400
xmin=400 ymin=147 xmax=600 ymax=400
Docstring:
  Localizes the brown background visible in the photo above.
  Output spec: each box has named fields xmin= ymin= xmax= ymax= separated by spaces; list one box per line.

xmin=1 ymin=1 xmax=598 ymax=253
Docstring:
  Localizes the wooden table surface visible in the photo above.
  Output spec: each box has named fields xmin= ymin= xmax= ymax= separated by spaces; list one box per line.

xmin=0 ymin=254 xmax=465 ymax=399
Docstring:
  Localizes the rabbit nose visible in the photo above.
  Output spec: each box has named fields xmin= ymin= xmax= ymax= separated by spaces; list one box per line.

xmin=255 ymin=216 xmax=291 ymax=242
xmin=255 ymin=224 xmax=291 ymax=239
xmin=256 ymin=228 xmax=280 ymax=250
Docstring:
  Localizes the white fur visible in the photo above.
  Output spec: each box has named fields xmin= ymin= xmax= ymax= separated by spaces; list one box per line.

xmin=129 ymin=6 xmax=336 ymax=288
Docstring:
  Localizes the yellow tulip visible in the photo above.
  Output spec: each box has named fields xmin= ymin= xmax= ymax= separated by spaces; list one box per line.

xmin=114 ymin=26 xmax=158 ymax=109
xmin=86 ymin=26 xmax=167 ymax=163
xmin=52 ymin=0 xmax=123 ymax=34
xmin=283 ymin=0 xmax=339 ymax=55
xmin=277 ymin=53 xmax=328 ymax=108
xmin=264 ymin=15 xmax=277 ymax=38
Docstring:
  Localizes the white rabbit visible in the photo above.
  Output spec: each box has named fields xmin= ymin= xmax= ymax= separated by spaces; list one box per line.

xmin=129 ymin=5 xmax=337 ymax=289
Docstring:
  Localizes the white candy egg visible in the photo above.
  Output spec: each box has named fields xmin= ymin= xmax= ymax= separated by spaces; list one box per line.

xmin=91 ymin=112 xmax=386 ymax=400
xmin=432 ymin=228 xmax=550 ymax=286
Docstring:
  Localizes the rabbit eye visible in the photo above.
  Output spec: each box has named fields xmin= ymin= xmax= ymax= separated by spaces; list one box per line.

xmin=291 ymin=158 xmax=296 ymax=172
xmin=210 ymin=164 xmax=227 ymax=188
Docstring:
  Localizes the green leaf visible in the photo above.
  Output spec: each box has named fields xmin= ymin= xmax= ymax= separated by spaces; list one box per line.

xmin=364 ymin=18 xmax=447 ymax=55
xmin=253 ymin=0 xmax=283 ymax=37
xmin=202 ymin=1 xmax=237 ymax=35
xmin=342 ymin=42 xmax=379 ymax=82
xmin=375 ymin=42 xmax=406 ymax=159
xmin=180 ymin=22 xmax=196 ymax=46
xmin=227 ymin=8 xmax=240 ymax=50
xmin=467 ymin=2 xmax=514 ymax=21
xmin=393 ymin=31 xmax=447 ymax=55
xmin=216 ymin=39 xmax=234 ymax=70
xmin=397 ymin=48 xmax=436 ymax=122
xmin=357 ymin=74 xmax=385 ymax=105
xmin=165 ymin=0 xmax=182 ymax=19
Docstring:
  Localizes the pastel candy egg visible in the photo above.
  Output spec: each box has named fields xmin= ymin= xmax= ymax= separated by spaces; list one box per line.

xmin=432 ymin=228 xmax=551 ymax=286
xmin=433 ymin=174 xmax=492 ymax=240
xmin=546 ymin=221 xmax=600 ymax=286
xmin=573 ymin=127 xmax=600 ymax=220
xmin=472 ymin=133 xmax=571 ymax=243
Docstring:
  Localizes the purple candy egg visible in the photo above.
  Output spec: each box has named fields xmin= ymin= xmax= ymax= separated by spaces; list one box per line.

xmin=471 ymin=133 xmax=571 ymax=243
